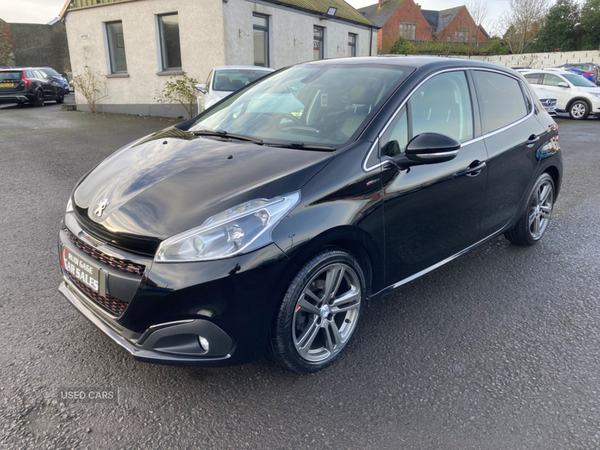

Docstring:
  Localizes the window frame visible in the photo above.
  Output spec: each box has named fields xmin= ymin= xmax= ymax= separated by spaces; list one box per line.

xmin=314 ymin=26 xmax=325 ymax=60
xmin=399 ymin=22 xmax=416 ymax=41
xmin=156 ymin=12 xmax=182 ymax=73
xmin=364 ymin=67 xmax=535 ymax=173
xmin=253 ymin=13 xmax=270 ymax=68
xmin=104 ymin=20 xmax=128 ymax=74
xmin=348 ymin=33 xmax=357 ymax=57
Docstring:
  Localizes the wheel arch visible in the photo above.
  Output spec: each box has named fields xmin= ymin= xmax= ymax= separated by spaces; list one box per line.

xmin=567 ymin=97 xmax=591 ymax=112
xmin=281 ymin=225 xmax=382 ymax=304
xmin=544 ymin=165 xmax=561 ymax=198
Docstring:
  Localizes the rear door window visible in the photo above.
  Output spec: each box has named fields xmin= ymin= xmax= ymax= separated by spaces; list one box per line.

xmin=524 ymin=73 xmax=542 ymax=84
xmin=408 ymin=71 xmax=474 ymax=143
xmin=472 ymin=70 xmax=528 ymax=134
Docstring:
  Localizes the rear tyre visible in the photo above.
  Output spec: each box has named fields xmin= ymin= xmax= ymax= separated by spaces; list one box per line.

xmin=34 ymin=90 xmax=45 ymax=107
xmin=270 ymin=249 xmax=366 ymax=373
xmin=504 ymin=173 xmax=555 ymax=246
xmin=569 ymin=100 xmax=589 ymax=120
xmin=56 ymin=92 xmax=64 ymax=104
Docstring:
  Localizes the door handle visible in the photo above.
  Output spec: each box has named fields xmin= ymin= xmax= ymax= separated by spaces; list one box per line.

xmin=526 ymin=134 xmax=540 ymax=148
xmin=466 ymin=160 xmax=486 ymax=177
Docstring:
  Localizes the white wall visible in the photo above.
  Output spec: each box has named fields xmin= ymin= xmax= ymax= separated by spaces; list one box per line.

xmin=465 ymin=50 xmax=600 ymax=69
xmin=222 ymin=0 xmax=378 ymax=69
xmin=65 ymin=0 xmax=226 ymax=115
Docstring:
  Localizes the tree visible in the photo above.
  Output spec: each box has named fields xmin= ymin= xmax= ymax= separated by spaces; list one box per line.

xmin=389 ymin=36 xmax=413 ymax=55
xmin=580 ymin=0 xmax=600 ymax=50
xmin=534 ymin=0 xmax=580 ymax=52
xmin=499 ymin=0 xmax=550 ymax=54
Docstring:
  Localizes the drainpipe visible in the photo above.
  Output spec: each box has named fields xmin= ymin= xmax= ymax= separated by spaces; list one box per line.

xmin=369 ymin=26 xmax=373 ymax=56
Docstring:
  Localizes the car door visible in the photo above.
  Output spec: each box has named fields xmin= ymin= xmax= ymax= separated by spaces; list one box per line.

xmin=34 ymin=70 xmax=55 ymax=98
xmin=381 ymin=70 xmax=488 ymax=284
xmin=471 ymin=70 xmax=545 ymax=237
xmin=540 ymin=73 xmax=571 ymax=110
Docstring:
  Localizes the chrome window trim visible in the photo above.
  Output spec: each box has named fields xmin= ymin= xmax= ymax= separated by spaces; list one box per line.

xmin=362 ymin=66 xmax=536 ymax=173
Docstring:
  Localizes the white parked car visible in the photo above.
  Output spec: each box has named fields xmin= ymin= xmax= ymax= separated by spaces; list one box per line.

xmin=196 ymin=66 xmax=274 ymax=113
xmin=519 ymin=69 xmax=600 ymax=120
xmin=532 ymin=87 xmax=557 ymax=116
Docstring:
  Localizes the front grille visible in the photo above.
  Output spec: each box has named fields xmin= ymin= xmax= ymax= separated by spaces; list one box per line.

xmin=67 ymin=272 xmax=129 ymax=316
xmin=65 ymin=228 xmax=145 ymax=276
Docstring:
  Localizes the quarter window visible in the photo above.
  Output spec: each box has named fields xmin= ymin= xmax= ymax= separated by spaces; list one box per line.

xmin=253 ymin=14 xmax=270 ymax=67
xmin=524 ymin=73 xmax=542 ymax=84
xmin=380 ymin=106 xmax=409 ymax=157
xmin=348 ymin=33 xmax=357 ymax=57
xmin=314 ymin=26 xmax=325 ymax=60
xmin=157 ymin=13 xmax=182 ymax=71
xmin=408 ymin=71 xmax=474 ymax=143
xmin=399 ymin=22 xmax=416 ymax=40
xmin=473 ymin=71 xmax=528 ymax=134
xmin=105 ymin=21 xmax=127 ymax=74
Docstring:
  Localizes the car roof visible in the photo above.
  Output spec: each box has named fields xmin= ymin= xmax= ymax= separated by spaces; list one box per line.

xmin=213 ymin=66 xmax=274 ymax=72
xmin=519 ymin=68 xmax=572 ymax=76
xmin=304 ymin=56 xmax=520 ymax=74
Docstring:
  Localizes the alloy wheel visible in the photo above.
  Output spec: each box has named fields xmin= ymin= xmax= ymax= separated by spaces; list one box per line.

xmin=528 ymin=179 xmax=554 ymax=240
xmin=570 ymin=102 xmax=586 ymax=119
xmin=292 ymin=263 xmax=362 ymax=363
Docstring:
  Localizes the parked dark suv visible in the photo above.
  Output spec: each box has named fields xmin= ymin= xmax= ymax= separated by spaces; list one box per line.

xmin=0 ymin=68 xmax=64 ymax=106
xmin=58 ymin=57 xmax=562 ymax=372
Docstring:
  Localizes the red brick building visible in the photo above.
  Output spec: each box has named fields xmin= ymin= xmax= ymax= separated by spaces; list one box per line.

xmin=359 ymin=0 xmax=488 ymax=53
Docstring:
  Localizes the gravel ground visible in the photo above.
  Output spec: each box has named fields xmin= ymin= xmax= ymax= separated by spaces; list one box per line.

xmin=1 ymin=100 xmax=599 ymax=449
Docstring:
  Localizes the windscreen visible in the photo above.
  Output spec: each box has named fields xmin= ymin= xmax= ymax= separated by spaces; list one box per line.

xmin=192 ymin=64 xmax=408 ymax=147
xmin=42 ymin=68 xmax=60 ymax=77
xmin=212 ymin=70 xmax=271 ymax=92
xmin=0 ymin=71 xmax=22 ymax=82
xmin=563 ymin=73 xmax=596 ymax=87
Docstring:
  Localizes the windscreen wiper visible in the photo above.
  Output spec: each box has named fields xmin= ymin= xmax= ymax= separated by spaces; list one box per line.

xmin=264 ymin=142 xmax=336 ymax=151
xmin=192 ymin=129 xmax=264 ymax=144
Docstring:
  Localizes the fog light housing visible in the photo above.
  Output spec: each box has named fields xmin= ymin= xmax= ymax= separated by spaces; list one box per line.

xmin=198 ymin=336 xmax=210 ymax=353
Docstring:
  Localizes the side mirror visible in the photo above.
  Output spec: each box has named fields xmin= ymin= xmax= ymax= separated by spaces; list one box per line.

xmin=558 ymin=82 xmax=569 ymax=88
xmin=380 ymin=140 xmax=402 ymax=157
xmin=405 ymin=133 xmax=460 ymax=164
xmin=195 ymin=83 xmax=207 ymax=94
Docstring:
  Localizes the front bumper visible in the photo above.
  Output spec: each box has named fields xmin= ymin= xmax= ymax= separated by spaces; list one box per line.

xmin=58 ymin=217 xmax=296 ymax=367
xmin=59 ymin=281 xmax=234 ymax=366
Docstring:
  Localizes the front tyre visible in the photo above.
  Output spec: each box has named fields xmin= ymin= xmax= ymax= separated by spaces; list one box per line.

xmin=270 ymin=249 xmax=366 ymax=373
xmin=569 ymin=100 xmax=589 ymax=120
xmin=505 ymin=173 xmax=555 ymax=246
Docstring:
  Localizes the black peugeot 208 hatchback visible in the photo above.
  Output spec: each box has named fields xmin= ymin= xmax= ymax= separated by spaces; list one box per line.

xmin=58 ymin=57 xmax=562 ymax=372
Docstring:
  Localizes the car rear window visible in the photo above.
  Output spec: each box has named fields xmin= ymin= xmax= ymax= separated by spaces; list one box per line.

xmin=473 ymin=70 xmax=528 ymax=135
xmin=0 ymin=71 xmax=22 ymax=82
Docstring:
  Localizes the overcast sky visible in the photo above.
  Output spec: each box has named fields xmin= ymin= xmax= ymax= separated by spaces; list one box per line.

xmin=0 ymin=0 xmax=511 ymax=27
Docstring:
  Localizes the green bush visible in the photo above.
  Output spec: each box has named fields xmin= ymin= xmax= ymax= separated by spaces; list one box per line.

xmin=389 ymin=36 xmax=413 ymax=54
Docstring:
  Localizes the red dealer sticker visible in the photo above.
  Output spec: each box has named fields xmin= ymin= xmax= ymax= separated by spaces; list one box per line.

xmin=62 ymin=246 xmax=101 ymax=293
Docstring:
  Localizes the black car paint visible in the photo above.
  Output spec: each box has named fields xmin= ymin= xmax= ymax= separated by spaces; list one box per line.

xmin=58 ymin=57 xmax=562 ymax=367
xmin=0 ymin=68 xmax=63 ymax=105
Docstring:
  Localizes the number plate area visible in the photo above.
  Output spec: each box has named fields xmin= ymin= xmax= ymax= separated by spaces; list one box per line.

xmin=61 ymin=245 xmax=106 ymax=297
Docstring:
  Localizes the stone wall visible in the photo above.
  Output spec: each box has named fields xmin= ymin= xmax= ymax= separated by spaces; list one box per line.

xmin=9 ymin=22 xmax=71 ymax=72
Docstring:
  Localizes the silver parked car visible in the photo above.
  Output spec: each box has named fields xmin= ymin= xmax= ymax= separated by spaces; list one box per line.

xmin=196 ymin=66 xmax=274 ymax=113
xmin=533 ymin=87 xmax=557 ymax=116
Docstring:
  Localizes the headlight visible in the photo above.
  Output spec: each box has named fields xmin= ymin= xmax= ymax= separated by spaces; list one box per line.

xmin=66 ymin=198 xmax=73 ymax=213
xmin=155 ymin=191 xmax=300 ymax=262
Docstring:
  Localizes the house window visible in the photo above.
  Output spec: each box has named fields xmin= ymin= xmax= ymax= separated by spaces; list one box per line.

xmin=399 ymin=22 xmax=416 ymax=40
xmin=105 ymin=21 xmax=127 ymax=73
xmin=157 ymin=13 xmax=182 ymax=71
xmin=253 ymin=13 xmax=269 ymax=67
xmin=454 ymin=30 xmax=468 ymax=43
xmin=348 ymin=33 xmax=357 ymax=57
xmin=314 ymin=26 xmax=325 ymax=60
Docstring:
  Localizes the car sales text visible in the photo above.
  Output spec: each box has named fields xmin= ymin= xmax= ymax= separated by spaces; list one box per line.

xmin=64 ymin=250 xmax=98 ymax=291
